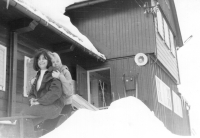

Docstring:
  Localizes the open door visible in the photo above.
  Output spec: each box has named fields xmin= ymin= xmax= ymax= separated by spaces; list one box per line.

xmin=76 ymin=65 xmax=88 ymax=100
xmin=88 ymin=68 xmax=112 ymax=109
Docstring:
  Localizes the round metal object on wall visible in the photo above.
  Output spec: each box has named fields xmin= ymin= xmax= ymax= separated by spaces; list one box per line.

xmin=134 ymin=53 xmax=148 ymax=66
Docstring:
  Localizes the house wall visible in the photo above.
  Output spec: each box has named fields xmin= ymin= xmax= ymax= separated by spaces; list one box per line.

xmin=84 ymin=55 xmax=190 ymax=135
xmin=0 ymin=23 xmax=9 ymax=117
xmin=68 ymin=0 xmax=180 ymax=83
xmin=14 ymin=36 xmax=39 ymax=114
xmin=156 ymin=33 xmax=179 ymax=83
xmin=148 ymin=57 xmax=190 ymax=135
xmin=68 ymin=0 xmax=156 ymax=59
xmin=153 ymin=0 xmax=180 ymax=83
xmin=157 ymin=0 xmax=176 ymax=34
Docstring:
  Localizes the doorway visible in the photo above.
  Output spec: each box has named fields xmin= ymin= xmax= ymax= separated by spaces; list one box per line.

xmin=87 ymin=68 xmax=112 ymax=109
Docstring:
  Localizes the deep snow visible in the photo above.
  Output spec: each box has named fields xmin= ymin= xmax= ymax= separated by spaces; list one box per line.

xmin=42 ymin=97 xmax=195 ymax=138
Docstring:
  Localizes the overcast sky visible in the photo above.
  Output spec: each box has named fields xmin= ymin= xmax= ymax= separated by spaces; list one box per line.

xmin=174 ymin=0 xmax=200 ymax=134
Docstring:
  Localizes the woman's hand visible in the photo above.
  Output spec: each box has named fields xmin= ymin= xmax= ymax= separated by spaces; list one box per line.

xmin=52 ymin=70 xmax=60 ymax=79
xmin=30 ymin=77 xmax=36 ymax=85
xmin=30 ymin=98 xmax=39 ymax=106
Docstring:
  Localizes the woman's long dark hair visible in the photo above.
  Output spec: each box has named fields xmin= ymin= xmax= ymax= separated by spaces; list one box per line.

xmin=33 ymin=48 xmax=52 ymax=71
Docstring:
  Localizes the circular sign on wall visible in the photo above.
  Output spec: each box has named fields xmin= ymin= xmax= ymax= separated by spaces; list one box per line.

xmin=134 ymin=53 xmax=148 ymax=66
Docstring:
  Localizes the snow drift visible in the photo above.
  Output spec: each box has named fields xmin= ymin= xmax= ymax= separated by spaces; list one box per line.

xmin=42 ymin=96 xmax=194 ymax=138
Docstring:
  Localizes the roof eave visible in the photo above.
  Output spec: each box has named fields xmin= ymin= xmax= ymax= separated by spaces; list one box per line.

xmin=66 ymin=0 xmax=110 ymax=11
xmin=170 ymin=0 xmax=183 ymax=47
xmin=6 ymin=0 xmax=106 ymax=61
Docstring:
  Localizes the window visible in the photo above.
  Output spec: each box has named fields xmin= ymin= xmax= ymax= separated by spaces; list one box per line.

xmin=156 ymin=8 xmax=176 ymax=57
xmin=169 ymin=30 xmax=176 ymax=56
xmin=0 ymin=45 xmax=7 ymax=91
xmin=155 ymin=76 xmax=172 ymax=110
xmin=172 ymin=91 xmax=183 ymax=117
xmin=157 ymin=10 xmax=164 ymax=39
xmin=24 ymin=56 xmax=37 ymax=97
xmin=163 ymin=19 xmax=170 ymax=48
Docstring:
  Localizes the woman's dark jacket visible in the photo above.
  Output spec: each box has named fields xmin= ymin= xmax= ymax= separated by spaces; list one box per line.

xmin=29 ymin=66 xmax=64 ymax=108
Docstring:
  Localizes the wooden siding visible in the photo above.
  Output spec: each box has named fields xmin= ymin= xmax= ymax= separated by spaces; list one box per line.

xmin=156 ymin=33 xmax=179 ymax=83
xmin=157 ymin=0 xmax=176 ymax=35
xmin=69 ymin=0 xmax=156 ymax=59
xmin=84 ymin=56 xmax=190 ymax=135
xmin=0 ymin=23 xmax=9 ymax=116
xmin=14 ymin=36 xmax=51 ymax=114
xmin=148 ymin=57 xmax=190 ymax=135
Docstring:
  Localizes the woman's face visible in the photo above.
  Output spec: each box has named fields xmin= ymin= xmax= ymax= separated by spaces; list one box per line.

xmin=38 ymin=54 xmax=48 ymax=70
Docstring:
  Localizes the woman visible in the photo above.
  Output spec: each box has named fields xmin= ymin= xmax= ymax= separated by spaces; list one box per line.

xmin=21 ymin=49 xmax=64 ymax=134
xmin=40 ymin=52 xmax=73 ymax=134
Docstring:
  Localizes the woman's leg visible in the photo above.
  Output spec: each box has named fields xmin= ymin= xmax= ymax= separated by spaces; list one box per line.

xmin=21 ymin=104 xmax=62 ymax=126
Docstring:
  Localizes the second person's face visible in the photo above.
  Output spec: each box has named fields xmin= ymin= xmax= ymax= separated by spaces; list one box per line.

xmin=38 ymin=54 xmax=48 ymax=70
xmin=52 ymin=58 xmax=60 ymax=68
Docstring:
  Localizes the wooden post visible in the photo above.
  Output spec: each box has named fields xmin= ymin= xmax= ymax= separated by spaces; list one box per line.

xmin=7 ymin=32 xmax=18 ymax=116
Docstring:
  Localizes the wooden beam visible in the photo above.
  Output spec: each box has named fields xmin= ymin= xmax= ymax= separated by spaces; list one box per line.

xmin=7 ymin=32 xmax=18 ymax=116
xmin=9 ymin=18 xmax=38 ymax=34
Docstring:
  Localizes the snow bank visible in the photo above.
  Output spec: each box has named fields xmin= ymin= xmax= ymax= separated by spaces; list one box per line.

xmin=42 ymin=96 xmax=195 ymax=138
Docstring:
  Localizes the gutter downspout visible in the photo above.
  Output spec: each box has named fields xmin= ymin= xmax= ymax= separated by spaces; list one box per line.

xmin=5 ymin=0 xmax=105 ymax=61
xmin=66 ymin=0 xmax=110 ymax=11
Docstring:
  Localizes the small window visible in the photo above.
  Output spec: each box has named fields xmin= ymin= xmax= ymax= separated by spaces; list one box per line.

xmin=172 ymin=91 xmax=183 ymax=117
xmin=0 ymin=45 xmax=7 ymax=91
xmin=163 ymin=20 xmax=170 ymax=49
xmin=157 ymin=10 xmax=164 ymax=39
xmin=24 ymin=56 xmax=37 ymax=97
xmin=155 ymin=76 xmax=172 ymax=110
xmin=156 ymin=8 xmax=176 ymax=57
xmin=170 ymin=30 xmax=176 ymax=57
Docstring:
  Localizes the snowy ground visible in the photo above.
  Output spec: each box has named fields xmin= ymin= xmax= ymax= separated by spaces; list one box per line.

xmin=42 ymin=97 xmax=196 ymax=138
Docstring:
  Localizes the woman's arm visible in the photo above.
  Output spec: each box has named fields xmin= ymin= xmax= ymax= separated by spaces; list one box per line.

xmin=37 ymin=79 xmax=63 ymax=105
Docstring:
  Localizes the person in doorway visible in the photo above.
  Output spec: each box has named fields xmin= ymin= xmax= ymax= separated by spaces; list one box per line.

xmin=20 ymin=49 xmax=64 ymax=137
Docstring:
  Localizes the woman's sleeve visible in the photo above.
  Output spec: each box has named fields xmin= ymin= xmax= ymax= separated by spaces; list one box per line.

xmin=37 ymin=79 xmax=63 ymax=105
xmin=28 ymin=83 xmax=36 ymax=100
xmin=59 ymin=69 xmax=73 ymax=97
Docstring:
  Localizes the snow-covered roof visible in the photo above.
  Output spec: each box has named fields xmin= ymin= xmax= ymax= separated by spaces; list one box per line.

xmin=7 ymin=0 xmax=106 ymax=60
xmin=66 ymin=0 xmax=110 ymax=10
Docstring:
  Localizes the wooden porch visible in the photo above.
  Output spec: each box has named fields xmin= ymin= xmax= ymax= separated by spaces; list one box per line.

xmin=0 ymin=94 xmax=98 ymax=138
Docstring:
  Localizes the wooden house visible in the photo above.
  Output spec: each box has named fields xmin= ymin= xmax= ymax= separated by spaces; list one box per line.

xmin=0 ymin=0 xmax=191 ymax=136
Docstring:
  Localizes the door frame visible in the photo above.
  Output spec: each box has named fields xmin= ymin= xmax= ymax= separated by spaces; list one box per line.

xmin=87 ymin=67 xmax=111 ymax=104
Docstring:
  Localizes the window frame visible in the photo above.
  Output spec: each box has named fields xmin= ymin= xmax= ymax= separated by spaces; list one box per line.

xmin=156 ymin=9 xmax=164 ymax=39
xmin=155 ymin=8 xmax=176 ymax=58
xmin=155 ymin=76 xmax=172 ymax=110
xmin=172 ymin=91 xmax=183 ymax=118
xmin=0 ymin=44 xmax=7 ymax=91
xmin=169 ymin=30 xmax=176 ymax=57
xmin=23 ymin=56 xmax=37 ymax=97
